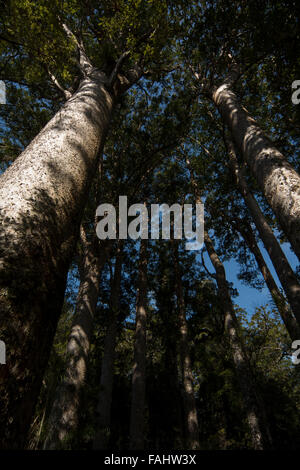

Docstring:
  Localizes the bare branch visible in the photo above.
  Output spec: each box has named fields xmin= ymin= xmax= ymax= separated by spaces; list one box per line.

xmin=62 ymin=22 xmax=93 ymax=76
xmin=108 ymin=50 xmax=130 ymax=89
xmin=189 ymin=136 xmax=214 ymax=158
xmin=188 ymin=63 xmax=201 ymax=81
xmin=46 ymin=66 xmax=72 ymax=100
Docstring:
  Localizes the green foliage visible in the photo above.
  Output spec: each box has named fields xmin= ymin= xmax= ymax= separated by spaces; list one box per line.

xmin=1 ymin=0 xmax=300 ymax=451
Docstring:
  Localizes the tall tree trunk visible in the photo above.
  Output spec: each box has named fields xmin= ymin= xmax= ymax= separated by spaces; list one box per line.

xmin=226 ymin=138 xmax=300 ymax=327
xmin=204 ymin=231 xmax=267 ymax=449
xmin=216 ymin=404 xmax=228 ymax=450
xmin=186 ymin=159 xmax=270 ymax=449
xmin=173 ymin=243 xmax=200 ymax=450
xmin=0 ymin=72 xmax=114 ymax=448
xmin=130 ymin=239 xmax=148 ymax=450
xmin=210 ymin=77 xmax=300 ymax=261
xmin=234 ymin=218 xmax=300 ymax=341
xmin=164 ymin=327 xmax=184 ymax=449
xmin=43 ymin=227 xmax=111 ymax=449
xmin=93 ymin=243 xmax=123 ymax=450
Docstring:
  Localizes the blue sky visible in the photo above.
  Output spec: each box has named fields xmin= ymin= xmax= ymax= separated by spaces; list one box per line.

xmin=203 ymin=239 xmax=299 ymax=315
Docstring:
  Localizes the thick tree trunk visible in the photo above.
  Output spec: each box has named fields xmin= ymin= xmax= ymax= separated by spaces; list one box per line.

xmin=0 ymin=72 xmax=114 ymax=448
xmin=186 ymin=161 xmax=269 ymax=449
xmin=130 ymin=240 xmax=148 ymax=450
xmin=173 ymin=243 xmax=200 ymax=450
xmin=43 ymin=228 xmax=111 ymax=449
xmin=211 ymin=81 xmax=300 ymax=261
xmin=93 ymin=243 xmax=123 ymax=450
xmin=235 ymin=219 xmax=300 ymax=341
xmin=227 ymin=139 xmax=300 ymax=328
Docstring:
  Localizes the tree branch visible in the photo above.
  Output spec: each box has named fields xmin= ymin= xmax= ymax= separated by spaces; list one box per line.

xmin=45 ymin=66 xmax=72 ymax=100
xmin=108 ymin=50 xmax=130 ymax=89
xmin=62 ymin=22 xmax=93 ymax=76
xmin=201 ymin=250 xmax=217 ymax=279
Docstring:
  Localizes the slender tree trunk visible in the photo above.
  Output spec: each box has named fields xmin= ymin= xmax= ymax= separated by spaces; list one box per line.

xmin=130 ymin=239 xmax=148 ymax=450
xmin=234 ymin=218 xmax=300 ymax=341
xmin=186 ymin=159 xmax=269 ymax=449
xmin=0 ymin=72 xmax=114 ymax=448
xmin=226 ymin=138 xmax=300 ymax=327
xmin=43 ymin=227 xmax=111 ymax=449
xmin=155 ymin=250 xmax=184 ymax=448
xmin=173 ymin=243 xmax=200 ymax=450
xmin=210 ymin=78 xmax=300 ymax=261
xmin=93 ymin=243 xmax=123 ymax=450
xmin=216 ymin=404 xmax=228 ymax=450
xmin=204 ymin=231 xmax=266 ymax=449
xmin=164 ymin=329 xmax=184 ymax=449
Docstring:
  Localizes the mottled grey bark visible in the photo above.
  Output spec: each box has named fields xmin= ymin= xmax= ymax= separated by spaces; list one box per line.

xmin=227 ymin=139 xmax=300 ymax=328
xmin=234 ymin=218 xmax=300 ymax=341
xmin=211 ymin=78 xmax=300 ymax=261
xmin=130 ymin=239 xmax=148 ymax=450
xmin=93 ymin=243 xmax=123 ymax=450
xmin=186 ymin=160 xmax=269 ymax=449
xmin=43 ymin=227 xmax=111 ymax=450
xmin=173 ymin=243 xmax=200 ymax=450
xmin=0 ymin=70 xmax=114 ymax=449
